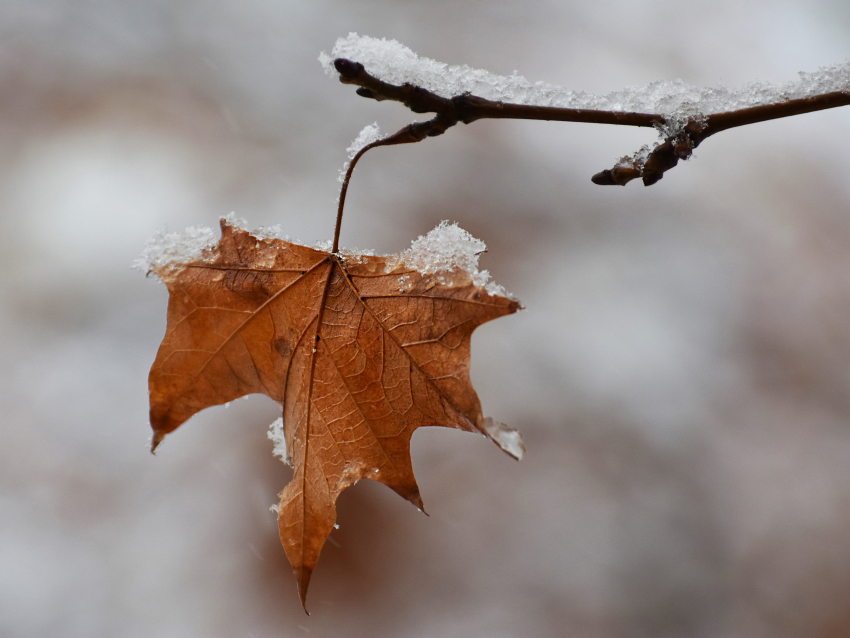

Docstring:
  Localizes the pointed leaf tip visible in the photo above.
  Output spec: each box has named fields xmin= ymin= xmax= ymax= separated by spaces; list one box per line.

xmin=150 ymin=430 xmax=165 ymax=454
xmin=299 ymin=590 xmax=311 ymax=615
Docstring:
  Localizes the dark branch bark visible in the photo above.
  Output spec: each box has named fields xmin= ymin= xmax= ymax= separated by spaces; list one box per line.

xmin=333 ymin=57 xmax=850 ymax=187
xmin=705 ymin=91 xmax=850 ymax=133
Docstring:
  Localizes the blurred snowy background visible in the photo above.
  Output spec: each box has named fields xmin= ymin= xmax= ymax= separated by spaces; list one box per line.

xmin=2 ymin=2 xmax=850 ymax=637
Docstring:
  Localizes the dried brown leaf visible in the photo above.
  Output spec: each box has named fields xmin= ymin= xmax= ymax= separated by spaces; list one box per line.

xmin=147 ymin=219 xmax=522 ymax=608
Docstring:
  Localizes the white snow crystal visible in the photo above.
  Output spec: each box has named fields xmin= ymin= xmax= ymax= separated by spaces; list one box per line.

xmin=134 ymin=214 xmax=292 ymax=278
xmin=132 ymin=224 xmax=216 ymax=273
xmin=347 ymin=122 xmax=384 ymax=157
xmin=399 ymin=221 xmax=514 ymax=299
xmin=251 ymin=223 xmax=283 ymax=240
xmin=219 ymin=212 xmax=290 ymax=241
xmin=221 ymin=211 xmax=248 ymax=230
xmin=339 ymin=122 xmax=384 ymax=183
xmin=401 ymin=221 xmax=485 ymax=280
xmin=321 ymin=32 xmax=850 ymax=132
xmin=135 ymin=215 xmax=514 ymax=299
xmin=338 ymin=246 xmax=375 ymax=263
xmin=267 ymin=417 xmax=289 ymax=466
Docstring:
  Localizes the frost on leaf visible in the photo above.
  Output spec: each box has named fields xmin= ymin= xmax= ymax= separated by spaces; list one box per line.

xmin=268 ymin=418 xmax=288 ymax=465
xmin=132 ymin=224 xmax=216 ymax=274
xmin=132 ymin=213 xmax=289 ymax=275
xmin=396 ymin=221 xmax=515 ymax=299
xmin=142 ymin=216 xmax=522 ymax=609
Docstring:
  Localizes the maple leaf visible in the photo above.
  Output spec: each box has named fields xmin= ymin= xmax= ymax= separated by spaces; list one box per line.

xmin=144 ymin=218 xmax=523 ymax=608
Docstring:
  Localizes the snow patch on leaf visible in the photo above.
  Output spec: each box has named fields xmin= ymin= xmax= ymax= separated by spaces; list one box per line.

xmin=268 ymin=417 xmax=289 ymax=467
xmin=401 ymin=221 xmax=486 ymax=280
xmin=136 ymin=215 xmax=515 ymax=300
xmin=399 ymin=221 xmax=515 ymax=299
xmin=132 ymin=224 xmax=217 ymax=274
xmin=135 ymin=214 xmax=294 ymax=278
xmin=252 ymin=223 xmax=284 ymax=240
xmin=222 ymin=212 xmax=290 ymax=242
xmin=222 ymin=212 xmax=248 ymax=230
xmin=339 ymin=247 xmax=375 ymax=263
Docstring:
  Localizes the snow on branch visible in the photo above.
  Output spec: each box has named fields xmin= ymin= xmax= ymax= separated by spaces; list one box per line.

xmin=321 ymin=33 xmax=850 ymax=186
xmin=339 ymin=122 xmax=384 ymax=184
xmin=321 ymin=33 xmax=850 ymax=118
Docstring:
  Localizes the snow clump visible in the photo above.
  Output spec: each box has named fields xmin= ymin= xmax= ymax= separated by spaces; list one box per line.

xmin=268 ymin=417 xmax=289 ymax=466
xmin=133 ymin=213 xmax=291 ymax=277
xmin=132 ymin=224 xmax=216 ymax=274
xmin=399 ymin=221 xmax=514 ymax=299
xmin=339 ymin=122 xmax=384 ymax=183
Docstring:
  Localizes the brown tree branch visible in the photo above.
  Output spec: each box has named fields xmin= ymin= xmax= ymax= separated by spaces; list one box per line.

xmin=333 ymin=58 xmax=850 ymax=187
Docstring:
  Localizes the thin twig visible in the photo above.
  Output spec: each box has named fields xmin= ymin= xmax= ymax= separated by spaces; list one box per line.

xmin=705 ymin=91 xmax=850 ymax=133
xmin=333 ymin=57 xmax=850 ymax=186
xmin=333 ymin=126 xmax=424 ymax=253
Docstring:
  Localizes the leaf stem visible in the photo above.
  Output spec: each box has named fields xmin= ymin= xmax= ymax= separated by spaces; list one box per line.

xmin=333 ymin=143 xmax=372 ymax=254
xmin=333 ymin=126 xmax=428 ymax=253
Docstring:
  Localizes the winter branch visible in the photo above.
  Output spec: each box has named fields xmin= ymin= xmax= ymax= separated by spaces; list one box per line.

xmin=333 ymin=58 xmax=850 ymax=187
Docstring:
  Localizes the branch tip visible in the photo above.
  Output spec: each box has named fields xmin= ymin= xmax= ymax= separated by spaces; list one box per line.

xmin=591 ymin=170 xmax=617 ymax=186
xmin=334 ymin=57 xmax=363 ymax=80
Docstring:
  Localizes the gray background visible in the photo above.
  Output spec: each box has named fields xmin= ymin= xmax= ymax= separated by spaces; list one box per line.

xmin=2 ymin=2 xmax=850 ymax=637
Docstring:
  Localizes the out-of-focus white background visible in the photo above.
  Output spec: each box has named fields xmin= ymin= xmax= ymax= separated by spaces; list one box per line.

xmin=2 ymin=2 xmax=850 ymax=637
